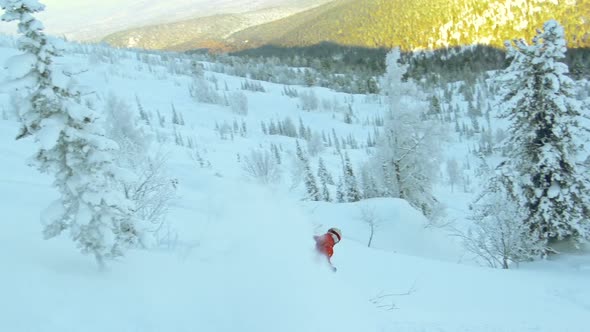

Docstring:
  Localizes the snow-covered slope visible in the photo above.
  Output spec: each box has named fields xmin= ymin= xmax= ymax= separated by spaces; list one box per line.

xmin=0 ymin=37 xmax=589 ymax=332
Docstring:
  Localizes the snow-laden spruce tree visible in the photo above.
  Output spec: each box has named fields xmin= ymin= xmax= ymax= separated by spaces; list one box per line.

xmin=342 ymin=152 xmax=361 ymax=202
xmin=317 ymin=157 xmax=333 ymax=201
xmin=295 ymin=141 xmax=320 ymax=201
xmin=373 ymin=48 xmax=442 ymax=217
xmin=317 ymin=157 xmax=334 ymax=185
xmin=1 ymin=0 xmax=145 ymax=268
xmin=494 ymin=20 xmax=590 ymax=251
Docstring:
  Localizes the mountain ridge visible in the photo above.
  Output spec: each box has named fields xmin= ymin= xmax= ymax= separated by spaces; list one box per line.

xmin=102 ymin=0 xmax=590 ymax=52
xmin=101 ymin=2 xmax=333 ymax=51
xmin=102 ymin=8 xmax=293 ymax=51
xmin=228 ymin=0 xmax=590 ymax=51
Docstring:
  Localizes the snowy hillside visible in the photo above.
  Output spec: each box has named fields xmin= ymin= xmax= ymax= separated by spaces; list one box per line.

xmin=0 ymin=0 xmax=331 ymax=41
xmin=1 ymin=29 xmax=590 ymax=332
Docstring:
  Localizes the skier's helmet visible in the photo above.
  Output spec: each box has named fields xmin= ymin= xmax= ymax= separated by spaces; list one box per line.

xmin=328 ymin=227 xmax=342 ymax=243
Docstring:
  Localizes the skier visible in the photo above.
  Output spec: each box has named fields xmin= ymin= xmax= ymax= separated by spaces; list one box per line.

xmin=314 ymin=227 xmax=342 ymax=272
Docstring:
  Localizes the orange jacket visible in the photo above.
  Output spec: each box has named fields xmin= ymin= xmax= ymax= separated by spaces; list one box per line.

xmin=314 ymin=233 xmax=335 ymax=263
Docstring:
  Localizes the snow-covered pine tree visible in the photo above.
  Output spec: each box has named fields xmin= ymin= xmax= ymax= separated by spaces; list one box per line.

xmin=332 ymin=128 xmax=340 ymax=152
xmin=1 ymin=0 xmax=145 ymax=268
xmin=295 ymin=139 xmax=306 ymax=164
xmin=429 ymin=95 xmax=442 ymax=116
xmin=495 ymin=20 xmax=590 ymax=251
xmin=261 ymin=121 xmax=268 ymax=135
xmin=157 ymin=110 xmax=165 ymax=127
xmin=304 ymin=162 xmax=321 ymax=201
xmin=321 ymin=179 xmax=331 ymax=202
xmin=374 ymin=47 xmax=441 ymax=217
xmin=298 ymin=117 xmax=306 ymax=139
xmin=271 ymin=143 xmax=281 ymax=164
xmin=179 ymin=112 xmax=185 ymax=126
xmin=296 ymin=141 xmax=320 ymax=201
xmin=268 ymin=120 xmax=277 ymax=135
xmin=171 ymin=103 xmax=180 ymax=125
xmin=316 ymin=157 xmax=333 ymax=201
xmin=342 ymin=152 xmax=361 ymax=202
xmin=135 ymin=94 xmax=150 ymax=124
xmin=317 ymin=157 xmax=334 ymax=185
xmin=336 ymin=176 xmax=345 ymax=203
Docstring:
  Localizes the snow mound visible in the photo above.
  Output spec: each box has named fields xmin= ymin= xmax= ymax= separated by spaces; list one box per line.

xmin=304 ymin=198 xmax=462 ymax=262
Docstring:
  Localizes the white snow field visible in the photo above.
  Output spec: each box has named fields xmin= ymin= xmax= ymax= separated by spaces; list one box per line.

xmin=0 ymin=37 xmax=589 ymax=332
